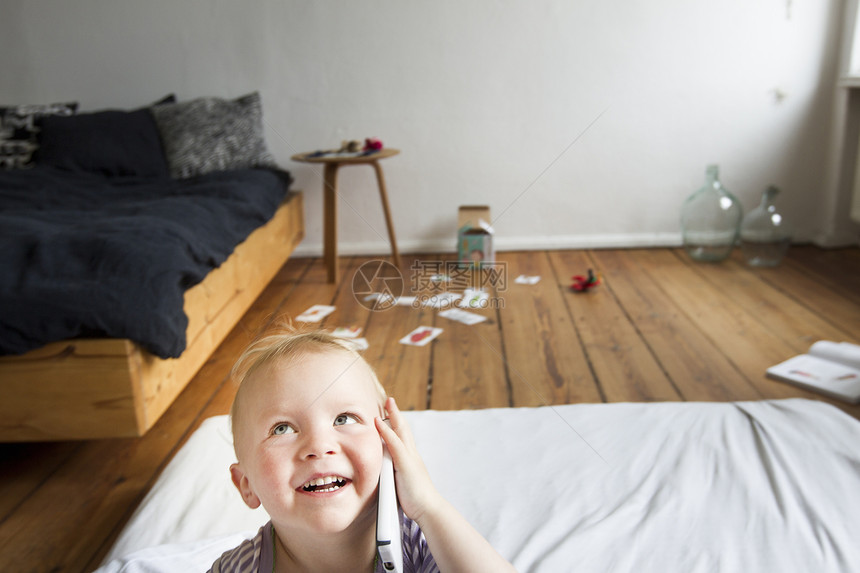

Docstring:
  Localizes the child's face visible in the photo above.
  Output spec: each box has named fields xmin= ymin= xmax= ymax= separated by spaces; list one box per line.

xmin=230 ymin=350 xmax=385 ymax=536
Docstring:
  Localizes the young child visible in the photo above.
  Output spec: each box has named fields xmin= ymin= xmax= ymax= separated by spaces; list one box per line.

xmin=211 ymin=328 xmax=517 ymax=573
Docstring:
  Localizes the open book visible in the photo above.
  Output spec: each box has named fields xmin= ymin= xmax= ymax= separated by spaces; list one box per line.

xmin=767 ymin=341 xmax=860 ymax=404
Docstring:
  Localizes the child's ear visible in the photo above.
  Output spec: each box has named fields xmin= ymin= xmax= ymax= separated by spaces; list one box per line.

xmin=230 ymin=463 xmax=262 ymax=509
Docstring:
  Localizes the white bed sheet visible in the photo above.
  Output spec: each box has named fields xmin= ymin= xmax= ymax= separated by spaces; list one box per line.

xmin=97 ymin=399 xmax=860 ymax=572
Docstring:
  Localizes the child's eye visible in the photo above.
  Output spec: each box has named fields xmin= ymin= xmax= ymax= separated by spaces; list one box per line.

xmin=272 ymin=423 xmax=296 ymax=435
xmin=334 ymin=413 xmax=359 ymax=426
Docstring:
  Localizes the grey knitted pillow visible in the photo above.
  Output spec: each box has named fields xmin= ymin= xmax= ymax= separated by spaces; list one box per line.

xmin=151 ymin=92 xmax=276 ymax=178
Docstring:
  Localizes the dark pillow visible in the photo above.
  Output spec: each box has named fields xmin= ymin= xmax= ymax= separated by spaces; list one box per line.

xmin=153 ymin=94 xmax=177 ymax=106
xmin=151 ymin=92 xmax=276 ymax=178
xmin=38 ymin=107 xmax=170 ymax=178
xmin=0 ymin=102 xmax=78 ymax=169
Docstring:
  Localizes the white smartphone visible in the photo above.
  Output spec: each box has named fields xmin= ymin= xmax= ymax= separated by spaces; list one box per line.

xmin=376 ymin=444 xmax=403 ymax=573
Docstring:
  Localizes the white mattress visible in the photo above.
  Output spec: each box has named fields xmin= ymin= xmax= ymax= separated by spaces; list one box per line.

xmin=97 ymin=399 xmax=860 ymax=572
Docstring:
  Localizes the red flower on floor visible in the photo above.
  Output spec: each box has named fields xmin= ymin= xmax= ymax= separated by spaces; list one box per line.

xmin=571 ymin=269 xmax=600 ymax=292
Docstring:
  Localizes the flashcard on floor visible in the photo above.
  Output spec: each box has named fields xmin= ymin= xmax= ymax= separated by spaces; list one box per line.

xmin=459 ymin=288 xmax=489 ymax=308
xmin=395 ymin=296 xmax=417 ymax=306
xmin=332 ymin=326 xmax=363 ymax=338
xmin=296 ymin=304 xmax=336 ymax=322
xmin=399 ymin=326 xmax=443 ymax=346
xmin=439 ymin=308 xmax=487 ymax=325
xmin=515 ymin=275 xmax=541 ymax=285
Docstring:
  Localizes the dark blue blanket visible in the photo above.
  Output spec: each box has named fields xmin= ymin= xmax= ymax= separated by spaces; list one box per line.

xmin=0 ymin=166 xmax=290 ymax=358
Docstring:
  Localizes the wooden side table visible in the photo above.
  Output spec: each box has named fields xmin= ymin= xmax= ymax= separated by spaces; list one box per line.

xmin=291 ymin=148 xmax=402 ymax=283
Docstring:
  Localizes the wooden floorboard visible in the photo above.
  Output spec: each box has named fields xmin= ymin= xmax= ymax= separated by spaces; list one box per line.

xmin=588 ymin=249 xmax=761 ymax=402
xmin=2 ymin=246 xmax=860 ymax=573
xmin=498 ymin=251 xmax=601 ymax=406
xmin=361 ymin=254 xmax=438 ymax=410
xmin=756 ymin=252 xmax=860 ymax=341
xmin=552 ymin=249 xmax=682 ymax=402
xmin=786 ymin=246 xmax=860 ymax=305
xmin=695 ymin=254 xmax=855 ymax=353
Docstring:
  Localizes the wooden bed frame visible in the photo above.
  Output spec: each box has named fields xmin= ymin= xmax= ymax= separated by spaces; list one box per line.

xmin=0 ymin=191 xmax=304 ymax=442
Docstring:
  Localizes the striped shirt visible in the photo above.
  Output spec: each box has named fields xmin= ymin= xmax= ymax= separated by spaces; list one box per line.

xmin=208 ymin=513 xmax=439 ymax=573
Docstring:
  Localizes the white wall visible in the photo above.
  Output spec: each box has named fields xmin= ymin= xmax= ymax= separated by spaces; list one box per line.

xmin=2 ymin=0 xmax=857 ymax=254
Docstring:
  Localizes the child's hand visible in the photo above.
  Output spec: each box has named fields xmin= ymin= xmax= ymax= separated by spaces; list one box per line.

xmin=375 ymin=397 xmax=519 ymax=572
xmin=374 ymin=397 xmax=442 ymax=523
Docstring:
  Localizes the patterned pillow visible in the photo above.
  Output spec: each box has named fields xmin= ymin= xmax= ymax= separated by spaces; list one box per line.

xmin=150 ymin=92 xmax=276 ymax=178
xmin=0 ymin=102 xmax=78 ymax=169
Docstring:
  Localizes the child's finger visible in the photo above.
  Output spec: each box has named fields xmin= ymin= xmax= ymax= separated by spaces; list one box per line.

xmin=376 ymin=407 xmax=440 ymax=521
xmin=375 ymin=415 xmax=399 ymax=446
xmin=375 ymin=416 xmax=411 ymax=473
xmin=384 ymin=397 xmax=417 ymax=449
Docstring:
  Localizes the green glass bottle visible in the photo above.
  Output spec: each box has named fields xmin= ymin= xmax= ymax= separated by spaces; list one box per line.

xmin=740 ymin=185 xmax=791 ymax=267
xmin=681 ymin=164 xmax=743 ymax=262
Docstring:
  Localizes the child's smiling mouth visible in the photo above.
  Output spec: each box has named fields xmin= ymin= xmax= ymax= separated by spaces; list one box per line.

xmin=300 ymin=475 xmax=349 ymax=493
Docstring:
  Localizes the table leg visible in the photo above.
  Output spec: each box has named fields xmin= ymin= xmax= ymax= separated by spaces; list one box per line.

xmin=371 ymin=160 xmax=402 ymax=271
xmin=323 ymin=163 xmax=339 ymax=283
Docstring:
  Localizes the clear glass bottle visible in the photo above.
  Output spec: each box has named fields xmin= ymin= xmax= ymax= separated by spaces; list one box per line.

xmin=740 ymin=185 xmax=791 ymax=267
xmin=681 ymin=164 xmax=743 ymax=262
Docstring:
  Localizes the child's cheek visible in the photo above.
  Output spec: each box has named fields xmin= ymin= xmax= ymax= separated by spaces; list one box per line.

xmin=257 ymin=450 xmax=296 ymax=496
xmin=363 ymin=434 xmax=385 ymax=485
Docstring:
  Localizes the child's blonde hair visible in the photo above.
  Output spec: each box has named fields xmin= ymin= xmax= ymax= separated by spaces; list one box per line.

xmin=229 ymin=327 xmax=387 ymax=443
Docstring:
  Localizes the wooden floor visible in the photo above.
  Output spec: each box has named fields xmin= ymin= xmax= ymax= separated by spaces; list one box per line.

xmin=2 ymin=246 xmax=860 ymax=572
